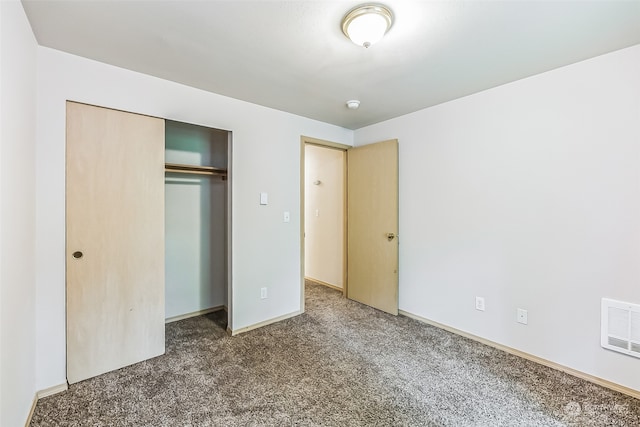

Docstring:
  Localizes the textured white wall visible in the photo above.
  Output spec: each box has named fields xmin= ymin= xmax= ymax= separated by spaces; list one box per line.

xmin=34 ymin=47 xmax=353 ymax=390
xmin=304 ymin=145 xmax=345 ymax=288
xmin=0 ymin=1 xmax=38 ymax=425
xmin=355 ymin=44 xmax=640 ymax=392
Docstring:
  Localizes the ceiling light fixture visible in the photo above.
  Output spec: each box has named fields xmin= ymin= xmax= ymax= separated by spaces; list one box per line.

xmin=341 ymin=4 xmax=393 ymax=48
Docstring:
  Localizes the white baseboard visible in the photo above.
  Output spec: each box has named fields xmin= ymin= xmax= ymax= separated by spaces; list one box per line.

xmin=399 ymin=309 xmax=640 ymax=400
xmin=25 ymin=382 xmax=68 ymax=426
xmin=25 ymin=395 xmax=37 ymax=427
xmin=229 ymin=310 xmax=301 ymax=336
xmin=37 ymin=382 xmax=68 ymax=399
xmin=165 ymin=305 xmax=226 ymax=323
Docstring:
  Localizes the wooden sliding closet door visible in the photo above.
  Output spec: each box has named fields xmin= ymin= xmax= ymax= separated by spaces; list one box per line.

xmin=66 ymin=101 xmax=165 ymax=384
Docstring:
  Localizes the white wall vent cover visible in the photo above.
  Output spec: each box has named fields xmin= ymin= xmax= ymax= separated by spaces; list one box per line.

xmin=601 ymin=298 xmax=640 ymax=358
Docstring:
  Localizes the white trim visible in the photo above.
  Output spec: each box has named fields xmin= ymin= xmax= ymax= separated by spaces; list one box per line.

xmin=25 ymin=383 xmax=68 ymax=426
xmin=37 ymin=382 xmax=68 ymax=399
xmin=25 ymin=395 xmax=37 ymax=427
xmin=399 ymin=310 xmax=640 ymax=400
xmin=165 ymin=306 xmax=226 ymax=324
xmin=229 ymin=310 xmax=301 ymax=336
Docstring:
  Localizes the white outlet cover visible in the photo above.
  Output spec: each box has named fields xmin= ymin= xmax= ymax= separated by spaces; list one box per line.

xmin=517 ymin=308 xmax=528 ymax=324
xmin=475 ymin=297 xmax=485 ymax=311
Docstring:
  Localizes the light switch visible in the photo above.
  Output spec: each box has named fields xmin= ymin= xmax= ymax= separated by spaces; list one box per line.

xmin=283 ymin=211 xmax=290 ymax=223
xmin=260 ymin=192 xmax=268 ymax=205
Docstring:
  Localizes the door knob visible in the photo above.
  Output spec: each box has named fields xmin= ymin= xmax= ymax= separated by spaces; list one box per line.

xmin=386 ymin=233 xmax=396 ymax=241
xmin=72 ymin=251 xmax=83 ymax=259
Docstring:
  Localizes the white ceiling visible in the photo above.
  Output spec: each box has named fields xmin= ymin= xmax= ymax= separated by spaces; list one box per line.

xmin=22 ymin=0 xmax=640 ymax=130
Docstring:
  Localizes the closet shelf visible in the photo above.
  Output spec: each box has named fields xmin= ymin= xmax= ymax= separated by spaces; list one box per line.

xmin=165 ymin=163 xmax=227 ymax=178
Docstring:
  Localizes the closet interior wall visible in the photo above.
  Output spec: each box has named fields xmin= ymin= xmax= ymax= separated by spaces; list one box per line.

xmin=165 ymin=120 xmax=228 ymax=320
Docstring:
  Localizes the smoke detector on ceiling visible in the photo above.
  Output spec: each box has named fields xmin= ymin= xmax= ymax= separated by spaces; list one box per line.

xmin=346 ymin=100 xmax=361 ymax=110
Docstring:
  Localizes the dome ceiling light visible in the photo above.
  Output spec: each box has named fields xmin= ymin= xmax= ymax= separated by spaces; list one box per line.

xmin=341 ymin=4 xmax=394 ymax=48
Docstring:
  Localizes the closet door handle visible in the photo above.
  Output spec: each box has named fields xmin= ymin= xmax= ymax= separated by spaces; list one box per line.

xmin=72 ymin=251 xmax=83 ymax=259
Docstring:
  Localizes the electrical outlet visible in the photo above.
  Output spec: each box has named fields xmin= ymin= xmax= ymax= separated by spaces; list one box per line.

xmin=283 ymin=211 xmax=290 ymax=223
xmin=260 ymin=287 xmax=268 ymax=299
xmin=475 ymin=296 xmax=485 ymax=311
xmin=517 ymin=308 xmax=528 ymax=324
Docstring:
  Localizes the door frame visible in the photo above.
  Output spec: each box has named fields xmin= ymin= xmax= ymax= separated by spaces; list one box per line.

xmin=226 ymin=130 xmax=234 ymax=332
xmin=300 ymin=136 xmax=350 ymax=313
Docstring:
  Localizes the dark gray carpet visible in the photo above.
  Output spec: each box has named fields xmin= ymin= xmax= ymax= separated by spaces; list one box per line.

xmin=32 ymin=282 xmax=640 ymax=426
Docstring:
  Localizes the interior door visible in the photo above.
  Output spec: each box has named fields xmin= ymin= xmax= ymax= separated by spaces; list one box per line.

xmin=347 ymin=139 xmax=399 ymax=315
xmin=66 ymin=101 xmax=165 ymax=384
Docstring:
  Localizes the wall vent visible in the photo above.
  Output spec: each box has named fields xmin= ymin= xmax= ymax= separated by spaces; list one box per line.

xmin=601 ymin=298 xmax=640 ymax=359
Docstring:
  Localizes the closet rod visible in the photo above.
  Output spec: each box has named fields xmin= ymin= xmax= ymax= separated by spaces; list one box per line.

xmin=165 ymin=162 xmax=227 ymax=177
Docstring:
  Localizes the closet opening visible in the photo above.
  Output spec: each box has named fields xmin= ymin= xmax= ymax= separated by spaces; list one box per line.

xmin=164 ymin=120 xmax=231 ymax=328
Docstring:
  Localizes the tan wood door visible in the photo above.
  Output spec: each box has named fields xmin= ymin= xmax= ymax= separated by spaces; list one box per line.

xmin=347 ymin=139 xmax=399 ymax=315
xmin=66 ymin=101 xmax=165 ymax=384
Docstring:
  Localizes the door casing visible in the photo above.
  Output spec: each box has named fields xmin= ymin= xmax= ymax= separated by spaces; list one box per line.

xmin=300 ymin=136 xmax=350 ymax=313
